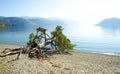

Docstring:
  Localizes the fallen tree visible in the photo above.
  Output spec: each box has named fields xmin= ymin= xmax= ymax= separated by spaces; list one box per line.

xmin=0 ymin=26 xmax=75 ymax=60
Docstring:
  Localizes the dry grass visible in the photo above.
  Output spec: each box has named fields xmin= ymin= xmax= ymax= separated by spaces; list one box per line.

xmin=52 ymin=64 xmax=61 ymax=68
xmin=0 ymin=61 xmax=11 ymax=74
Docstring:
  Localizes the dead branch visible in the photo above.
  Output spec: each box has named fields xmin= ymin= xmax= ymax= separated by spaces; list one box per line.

xmin=0 ymin=27 xmax=60 ymax=61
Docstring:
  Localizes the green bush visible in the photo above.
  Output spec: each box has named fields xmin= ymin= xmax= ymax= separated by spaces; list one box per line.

xmin=51 ymin=26 xmax=75 ymax=52
xmin=27 ymin=33 xmax=35 ymax=46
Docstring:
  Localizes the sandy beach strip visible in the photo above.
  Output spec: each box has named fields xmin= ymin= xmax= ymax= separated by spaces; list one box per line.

xmin=0 ymin=43 xmax=21 ymax=50
xmin=0 ymin=43 xmax=120 ymax=74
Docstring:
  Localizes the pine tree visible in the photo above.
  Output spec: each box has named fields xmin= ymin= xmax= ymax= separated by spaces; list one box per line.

xmin=51 ymin=26 xmax=75 ymax=52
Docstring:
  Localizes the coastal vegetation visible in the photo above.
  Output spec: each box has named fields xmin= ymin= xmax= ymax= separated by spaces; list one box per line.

xmin=51 ymin=26 xmax=75 ymax=52
xmin=27 ymin=26 xmax=75 ymax=52
xmin=26 ymin=26 xmax=75 ymax=58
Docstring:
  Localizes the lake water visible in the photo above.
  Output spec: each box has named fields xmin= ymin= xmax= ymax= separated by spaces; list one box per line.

xmin=0 ymin=25 xmax=120 ymax=55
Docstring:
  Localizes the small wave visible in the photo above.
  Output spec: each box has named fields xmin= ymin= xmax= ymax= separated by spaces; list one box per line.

xmin=88 ymin=52 xmax=120 ymax=56
xmin=102 ymin=53 xmax=117 ymax=55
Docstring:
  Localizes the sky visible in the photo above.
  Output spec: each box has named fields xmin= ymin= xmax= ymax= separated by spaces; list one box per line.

xmin=0 ymin=0 xmax=120 ymax=25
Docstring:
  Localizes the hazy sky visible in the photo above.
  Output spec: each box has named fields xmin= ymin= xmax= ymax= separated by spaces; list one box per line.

xmin=0 ymin=0 xmax=120 ymax=25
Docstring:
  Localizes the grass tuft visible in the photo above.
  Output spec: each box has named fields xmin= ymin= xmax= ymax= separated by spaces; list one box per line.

xmin=0 ymin=62 xmax=11 ymax=74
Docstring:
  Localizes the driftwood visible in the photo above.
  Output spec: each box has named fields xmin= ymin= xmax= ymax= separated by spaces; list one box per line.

xmin=0 ymin=27 xmax=60 ymax=61
xmin=0 ymin=47 xmax=25 ymax=60
xmin=0 ymin=37 xmax=56 ymax=60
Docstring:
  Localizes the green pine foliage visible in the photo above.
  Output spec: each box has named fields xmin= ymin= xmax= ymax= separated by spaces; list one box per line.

xmin=27 ymin=32 xmax=42 ymax=46
xmin=51 ymin=26 xmax=75 ymax=51
xmin=27 ymin=26 xmax=75 ymax=52
xmin=27 ymin=33 xmax=35 ymax=46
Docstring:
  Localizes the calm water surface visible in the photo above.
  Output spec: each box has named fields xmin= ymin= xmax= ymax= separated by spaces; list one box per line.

xmin=0 ymin=26 xmax=120 ymax=55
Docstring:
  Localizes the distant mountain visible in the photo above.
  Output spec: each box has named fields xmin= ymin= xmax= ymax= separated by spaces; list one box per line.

xmin=0 ymin=16 xmax=83 ymax=33
xmin=0 ymin=17 xmax=34 ymax=32
xmin=28 ymin=18 xmax=66 ymax=31
xmin=0 ymin=16 xmax=67 ymax=32
xmin=97 ymin=18 xmax=120 ymax=29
